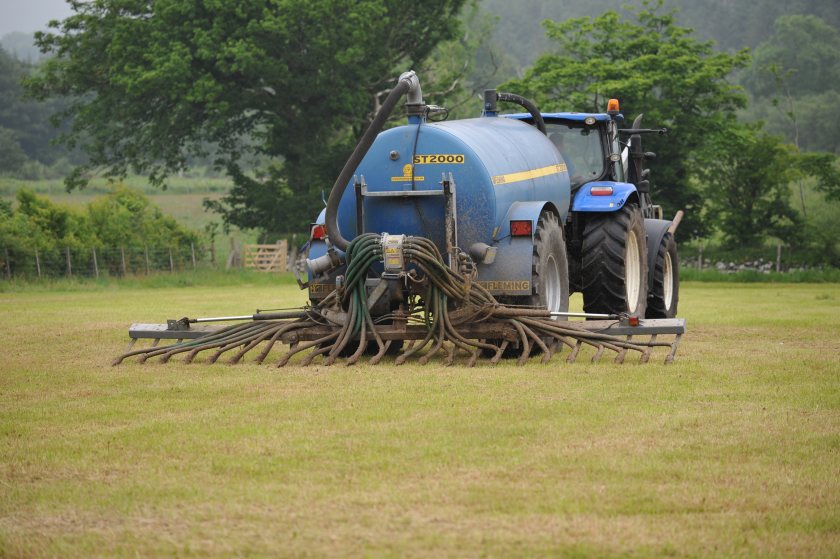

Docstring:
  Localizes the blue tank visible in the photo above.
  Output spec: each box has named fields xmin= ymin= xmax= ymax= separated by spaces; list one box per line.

xmin=334 ymin=115 xmax=571 ymax=252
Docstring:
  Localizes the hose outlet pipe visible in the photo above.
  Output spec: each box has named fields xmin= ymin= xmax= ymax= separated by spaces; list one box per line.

xmin=325 ymin=71 xmax=424 ymax=253
xmin=469 ymin=242 xmax=497 ymax=265
xmin=306 ymin=248 xmax=343 ymax=277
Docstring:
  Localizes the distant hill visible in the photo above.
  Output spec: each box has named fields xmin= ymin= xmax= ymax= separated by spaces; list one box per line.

xmin=1 ymin=32 xmax=44 ymax=62
xmin=480 ymin=0 xmax=840 ymax=69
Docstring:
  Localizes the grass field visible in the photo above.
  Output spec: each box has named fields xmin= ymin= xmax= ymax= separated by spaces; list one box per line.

xmin=1 ymin=280 xmax=839 ymax=557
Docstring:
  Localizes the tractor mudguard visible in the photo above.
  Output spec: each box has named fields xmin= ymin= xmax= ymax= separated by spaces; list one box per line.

xmin=496 ymin=200 xmax=562 ymax=238
xmin=644 ymin=218 xmax=673 ymax=281
xmin=571 ymin=181 xmax=637 ymax=212
xmin=474 ymin=201 xmax=559 ymax=297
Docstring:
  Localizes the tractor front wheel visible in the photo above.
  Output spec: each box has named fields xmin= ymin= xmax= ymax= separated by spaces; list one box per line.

xmin=581 ymin=204 xmax=648 ymax=316
xmin=646 ymin=232 xmax=679 ymax=318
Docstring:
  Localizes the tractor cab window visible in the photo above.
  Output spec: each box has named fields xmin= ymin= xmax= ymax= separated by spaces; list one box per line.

xmin=546 ymin=123 xmax=606 ymax=189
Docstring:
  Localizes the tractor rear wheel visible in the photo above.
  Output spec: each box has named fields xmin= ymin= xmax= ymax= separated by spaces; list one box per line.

xmin=646 ymin=232 xmax=679 ymax=318
xmin=581 ymin=204 xmax=648 ymax=316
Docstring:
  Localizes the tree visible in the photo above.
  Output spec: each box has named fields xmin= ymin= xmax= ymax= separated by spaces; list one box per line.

xmin=697 ymin=125 xmax=840 ymax=248
xmin=796 ymin=152 xmax=840 ymax=203
xmin=0 ymin=127 xmax=28 ymax=173
xmin=0 ymin=46 xmax=75 ymax=170
xmin=697 ymin=126 xmax=800 ymax=247
xmin=740 ymin=15 xmax=840 ymax=155
xmin=87 ymin=185 xmax=203 ymax=250
xmin=0 ymin=187 xmax=202 ymax=257
xmin=742 ymin=15 xmax=840 ymax=101
xmin=27 ymin=0 xmax=468 ymax=236
xmin=501 ymin=0 xmax=749 ymax=238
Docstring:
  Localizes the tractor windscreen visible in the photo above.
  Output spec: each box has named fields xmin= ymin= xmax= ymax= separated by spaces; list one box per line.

xmin=547 ymin=123 xmax=606 ymax=189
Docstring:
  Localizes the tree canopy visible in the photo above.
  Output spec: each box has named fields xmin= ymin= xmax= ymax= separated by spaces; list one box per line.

xmin=502 ymin=1 xmax=749 ymax=238
xmin=27 ymin=0 xmax=468 ymax=235
xmin=697 ymin=126 xmax=801 ymax=247
xmin=739 ymin=15 xmax=840 ymax=154
xmin=742 ymin=15 xmax=840 ymax=100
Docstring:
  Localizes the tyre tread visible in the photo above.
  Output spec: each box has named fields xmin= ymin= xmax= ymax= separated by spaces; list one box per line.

xmin=581 ymin=205 xmax=648 ymax=315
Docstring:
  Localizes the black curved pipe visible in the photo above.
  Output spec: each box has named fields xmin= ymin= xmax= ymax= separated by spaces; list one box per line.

xmin=497 ymin=92 xmax=547 ymax=135
xmin=325 ymin=72 xmax=421 ymax=252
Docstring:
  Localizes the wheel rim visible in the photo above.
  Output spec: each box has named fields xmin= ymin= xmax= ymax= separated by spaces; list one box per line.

xmin=544 ymin=254 xmax=561 ymax=312
xmin=625 ymin=231 xmax=641 ymax=313
xmin=663 ymin=250 xmax=673 ymax=309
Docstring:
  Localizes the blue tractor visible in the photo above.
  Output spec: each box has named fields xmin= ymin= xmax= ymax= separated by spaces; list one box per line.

xmin=504 ymin=102 xmax=680 ymax=320
xmin=119 ymin=72 xmax=684 ymax=366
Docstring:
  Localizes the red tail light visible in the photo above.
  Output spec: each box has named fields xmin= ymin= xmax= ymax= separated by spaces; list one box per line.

xmin=510 ymin=220 xmax=533 ymax=237
xmin=311 ymin=224 xmax=327 ymax=240
xmin=590 ymin=185 xmax=614 ymax=196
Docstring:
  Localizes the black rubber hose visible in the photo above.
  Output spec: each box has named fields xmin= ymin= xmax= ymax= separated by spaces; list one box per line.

xmin=325 ymin=74 xmax=418 ymax=251
xmin=497 ymin=92 xmax=547 ymax=135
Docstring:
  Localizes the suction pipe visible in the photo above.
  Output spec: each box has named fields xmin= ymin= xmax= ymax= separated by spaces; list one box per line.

xmin=325 ymin=71 xmax=423 ymax=252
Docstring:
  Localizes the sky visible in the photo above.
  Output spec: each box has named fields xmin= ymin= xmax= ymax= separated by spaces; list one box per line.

xmin=0 ymin=0 xmax=74 ymax=36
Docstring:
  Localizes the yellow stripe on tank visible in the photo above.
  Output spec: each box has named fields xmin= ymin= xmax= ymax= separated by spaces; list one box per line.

xmin=491 ymin=163 xmax=567 ymax=186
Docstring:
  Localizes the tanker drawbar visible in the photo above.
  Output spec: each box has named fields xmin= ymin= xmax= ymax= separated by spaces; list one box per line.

xmin=117 ymin=72 xmax=686 ymax=367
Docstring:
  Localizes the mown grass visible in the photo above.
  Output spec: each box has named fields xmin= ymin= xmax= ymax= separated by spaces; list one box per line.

xmin=0 ymin=269 xmax=299 ymax=293
xmin=0 ymin=282 xmax=839 ymax=557
xmin=4 ymin=266 xmax=840 ymax=295
xmin=681 ymin=267 xmax=840 ymax=283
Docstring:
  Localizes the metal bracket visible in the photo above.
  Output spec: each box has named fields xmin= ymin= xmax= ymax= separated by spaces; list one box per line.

xmin=442 ymin=172 xmax=458 ymax=272
xmin=354 ymin=175 xmax=365 ymax=235
xmin=166 ymin=317 xmax=191 ymax=331
xmin=293 ymin=257 xmax=310 ymax=289
xmin=360 ymin=183 xmax=445 ymax=197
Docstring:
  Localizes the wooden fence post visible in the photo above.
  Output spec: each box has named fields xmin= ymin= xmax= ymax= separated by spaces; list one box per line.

xmin=65 ymin=247 xmax=72 ymax=277
xmin=190 ymin=243 xmax=197 ymax=270
xmin=168 ymin=247 xmax=174 ymax=272
xmin=3 ymin=247 xmax=10 ymax=280
xmin=144 ymin=245 xmax=150 ymax=275
xmin=776 ymin=243 xmax=782 ymax=273
xmin=92 ymin=247 xmax=100 ymax=279
xmin=226 ymin=237 xmax=240 ymax=269
xmin=288 ymin=234 xmax=298 ymax=271
xmin=120 ymin=246 xmax=127 ymax=276
xmin=698 ymin=245 xmax=704 ymax=269
xmin=34 ymin=248 xmax=41 ymax=278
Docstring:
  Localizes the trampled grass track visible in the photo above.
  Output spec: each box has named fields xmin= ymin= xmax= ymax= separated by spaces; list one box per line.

xmin=1 ymin=280 xmax=838 ymax=557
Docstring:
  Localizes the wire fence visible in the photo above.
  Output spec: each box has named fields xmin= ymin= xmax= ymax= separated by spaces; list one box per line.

xmin=679 ymin=242 xmax=822 ymax=272
xmin=1 ymin=244 xmax=205 ymax=279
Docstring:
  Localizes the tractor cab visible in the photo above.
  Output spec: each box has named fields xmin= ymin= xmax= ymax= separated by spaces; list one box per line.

xmin=506 ymin=109 xmax=667 ymax=220
xmin=540 ymin=113 xmax=619 ymax=189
